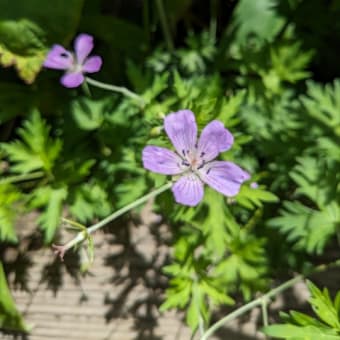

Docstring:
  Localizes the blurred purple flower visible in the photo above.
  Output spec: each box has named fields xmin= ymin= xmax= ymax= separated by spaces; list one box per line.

xmin=250 ymin=182 xmax=259 ymax=189
xmin=44 ymin=33 xmax=102 ymax=88
xmin=142 ymin=110 xmax=250 ymax=206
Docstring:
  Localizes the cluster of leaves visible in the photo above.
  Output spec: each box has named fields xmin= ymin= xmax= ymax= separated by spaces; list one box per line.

xmin=0 ymin=0 xmax=339 ymax=336
xmin=269 ymin=80 xmax=340 ymax=254
xmin=263 ymin=281 xmax=340 ymax=339
xmin=0 ymin=263 xmax=28 ymax=332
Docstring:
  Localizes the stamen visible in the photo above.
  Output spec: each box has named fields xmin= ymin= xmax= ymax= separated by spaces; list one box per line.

xmin=197 ymin=161 xmax=205 ymax=170
xmin=206 ymin=168 xmax=211 ymax=174
xmin=182 ymin=160 xmax=190 ymax=167
xmin=200 ymin=152 xmax=205 ymax=158
xmin=182 ymin=149 xmax=186 ymax=156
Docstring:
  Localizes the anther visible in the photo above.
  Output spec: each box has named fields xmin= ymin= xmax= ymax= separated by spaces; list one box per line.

xmin=197 ymin=161 xmax=205 ymax=170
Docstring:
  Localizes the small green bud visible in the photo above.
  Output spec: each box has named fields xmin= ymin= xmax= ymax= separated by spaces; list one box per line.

xmin=150 ymin=126 xmax=163 ymax=136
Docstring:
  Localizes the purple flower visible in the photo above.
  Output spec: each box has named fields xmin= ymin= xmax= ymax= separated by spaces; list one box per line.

xmin=142 ymin=110 xmax=250 ymax=206
xmin=44 ymin=33 xmax=102 ymax=88
xmin=250 ymin=182 xmax=259 ymax=189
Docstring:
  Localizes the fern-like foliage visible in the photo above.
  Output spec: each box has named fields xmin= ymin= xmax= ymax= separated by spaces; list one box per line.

xmin=1 ymin=110 xmax=62 ymax=174
xmin=269 ymin=80 xmax=340 ymax=254
xmin=0 ymin=184 xmax=21 ymax=242
xmin=263 ymin=281 xmax=340 ymax=339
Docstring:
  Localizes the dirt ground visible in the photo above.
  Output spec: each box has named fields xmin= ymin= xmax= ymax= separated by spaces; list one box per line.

xmin=1 ymin=205 xmax=339 ymax=340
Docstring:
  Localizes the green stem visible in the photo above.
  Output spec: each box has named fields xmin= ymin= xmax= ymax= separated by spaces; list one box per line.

xmin=200 ymin=275 xmax=303 ymax=340
xmin=201 ymin=259 xmax=340 ymax=340
xmin=58 ymin=181 xmax=173 ymax=255
xmin=210 ymin=0 xmax=217 ymax=42
xmin=155 ymin=0 xmax=174 ymax=52
xmin=261 ymin=297 xmax=269 ymax=328
xmin=85 ymin=77 xmax=145 ymax=106
xmin=194 ymin=279 xmax=205 ymax=337
xmin=0 ymin=171 xmax=44 ymax=185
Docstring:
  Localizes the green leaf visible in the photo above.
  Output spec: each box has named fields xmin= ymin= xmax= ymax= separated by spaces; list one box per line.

xmin=173 ymin=70 xmax=188 ymax=99
xmin=301 ymin=80 xmax=340 ymax=131
xmin=269 ymin=201 xmax=339 ymax=254
xmin=199 ymin=189 xmax=236 ymax=256
xmin=69 ymin=183 xmax=111 ymax=223
xmin=230 ymin=0 xmax=286 ymax=46
xmin=160 ymin=278 xmax=192 ymax=311
xmin=262 ymin=282 xmax=340 ymax=339
xmin=143 ymin=73 xmax=170 ymax=103
xmin=186 ymin=296 xmax=202 ymax=331
xmin=71 ymin=97 xmax=107 ymax=131
xmin=216 ymin=90 xmax=246 ymax=126
xmin=213 ymin=231 xmax=268 ymax=300
xmin=0 ymin=262 xmax=28 ymax=332
xmin=29 ymin=186 xmax=68 ymax=243
xmin=114 ymin=176 xmax=147 ymax=209
xmin=307 ymin=281 xmax=340 ymax=330
xmin=200 ymin=279 xmax=234 ymax=306
xmin=1 ymin=110 xmax=62 ymax=174
xmin=0 ymin=184 xmax=21 ymax=242
xmin=269 ymin=42 xmax=313 ymax=83
xmin=263 ymin=324 xmax=340 ymax=339
xmin=0 ymin=19 xmax=46 ymax=83
xmin=237 ymin=184 xmax=279 ymax=209
xmin=0 ymin=0 xmax=84 ymax=82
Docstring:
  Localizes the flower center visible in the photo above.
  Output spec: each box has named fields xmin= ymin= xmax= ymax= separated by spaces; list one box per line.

xmin=71 ymin=63 xmax=83 ymax=73
xmin=180 ymin=149 xmax=205 ymax=172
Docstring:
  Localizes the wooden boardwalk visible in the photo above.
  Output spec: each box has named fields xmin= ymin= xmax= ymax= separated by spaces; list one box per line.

xmin=2 ymin=207 xmax=337 ymax=340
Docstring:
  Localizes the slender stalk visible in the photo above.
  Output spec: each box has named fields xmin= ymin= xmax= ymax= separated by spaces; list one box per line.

xmin=261 ymin=297 xmax=269 ymax=328
xmin=88 ymin=181 xmax=172 ymax=234
xmin=198 ymin=315 xmax=205 ymax=338
xmin=85 ymin=77 xmax=145 ymax=106
xmin=155 ymin=0 xmax=174 ymax=52
xmin=200 ymin=275 xmax=303 ymax=340
xmin=194 ymin=280 xmax=205 ymax=337
xmin=0 ymin=171 xmax=44 ymax=185
xmin=54 ymin=182 xmax=173 ymax=259
xmin=210 ymin=0 xmax=218 ymax=42
xmin=201 ymin=259 xmax=340 ymax=340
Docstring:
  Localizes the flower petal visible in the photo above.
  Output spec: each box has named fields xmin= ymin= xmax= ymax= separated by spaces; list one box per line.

xmin=82 ymin=56 xmax=103 ymax=73
xmin=197 ymin=120 xmax=234 ymax=162
xmin=164 ymin=110 xmax=197 ymax=156
xmin=60 ymin=72 xmax=84 ymax=88
xmin=142 ymin=146 xmax=184 ymax=175
xmin=172 ymin=174 xmax=204 ymax=206
xmin=74 ymin=33 xmax=94 ymax=64
xmin=43 ymin=45 xmax=73 ymax=70
xmin=199 ymin=161 xmax=250 ymax=197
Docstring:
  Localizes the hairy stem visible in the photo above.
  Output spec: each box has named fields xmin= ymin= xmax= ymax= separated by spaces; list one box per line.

xmin=85 ymin=77 xmax=145 ymax=106
xmin=200 ymin=275 xmax=303 ymax=340
xmin=155 ymin=0 xmax=174 ymax=52
xmin=261 ymin=297 xmax=269 ymax=328
xmin=201 ymin=258 xmax=340 ymax=340
xmin=55 ymin=182 xmax=173 ymax=258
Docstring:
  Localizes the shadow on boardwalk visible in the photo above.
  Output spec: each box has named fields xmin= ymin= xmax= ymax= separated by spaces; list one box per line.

xmin=1 ymin=210 xmax=339 ymax=340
